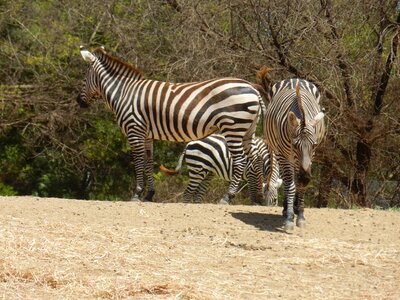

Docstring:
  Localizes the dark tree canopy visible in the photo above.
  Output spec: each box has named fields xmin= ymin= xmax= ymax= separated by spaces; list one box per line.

xmin=0 ymin=0 xmax=399 ymax=207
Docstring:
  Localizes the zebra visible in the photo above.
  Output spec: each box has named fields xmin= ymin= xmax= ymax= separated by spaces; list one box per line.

xmin=77 ymin=46 xmax=266 ymax=203
xmin=159 ymin=135 xmax=282 ymax=205
xmin=258 ymin=72 xmax=325 ymax=230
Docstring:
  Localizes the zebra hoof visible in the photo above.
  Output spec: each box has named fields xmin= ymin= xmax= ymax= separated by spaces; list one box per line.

xmin=284 ymin=220 xmax=295 ymax=231
xmin=296 ymin=218 xmax=306 ymax=228
xmin=219 ymin=194 xmax=230 ymax=205
xmin=144 ymin=190 xmax=155 ymax=202
xmin=219 ymin=198 xmax=229 ymax=205
xmin=130 ymin=195 xmax=141 ymax=202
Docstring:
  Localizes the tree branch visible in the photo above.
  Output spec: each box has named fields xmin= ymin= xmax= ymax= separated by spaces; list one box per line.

xmin=321 ymin=0 xmax=355 ymax=108
xmin=372 ymin=10 xmax=400 ymax=115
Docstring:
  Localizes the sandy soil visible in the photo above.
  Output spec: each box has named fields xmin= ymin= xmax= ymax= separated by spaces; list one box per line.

xmin=0 ymin=196 xmax=399 ymax=299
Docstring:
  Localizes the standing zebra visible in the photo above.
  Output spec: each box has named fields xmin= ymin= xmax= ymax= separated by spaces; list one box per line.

xmin=77 ymin=46 xmax=265 ymax=203
xmin=159 ymin=135 xmax=282 ymax=205
xmin=258 ymin=72 xmax=325 ymax=230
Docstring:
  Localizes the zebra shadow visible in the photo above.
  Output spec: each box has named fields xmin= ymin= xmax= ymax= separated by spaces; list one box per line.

xmin=230 ymin=211 xmax=286 ymax=233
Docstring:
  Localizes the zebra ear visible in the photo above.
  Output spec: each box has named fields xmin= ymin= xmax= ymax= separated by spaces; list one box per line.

xmin=80 ymin=46 xmax=96 ymax=63
xmin=309 ymin=112 xmax=325 ymax=126
xmin=288 ymin=111 xmax=300 ymax=132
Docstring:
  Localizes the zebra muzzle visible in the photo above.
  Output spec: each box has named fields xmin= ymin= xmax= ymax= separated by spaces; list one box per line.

xmin=76 ymin=94 xmax=89 ymax=108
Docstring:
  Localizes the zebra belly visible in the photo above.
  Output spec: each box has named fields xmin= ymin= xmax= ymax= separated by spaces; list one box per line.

xmin=146 ymin=122 xmax=218 ymax=142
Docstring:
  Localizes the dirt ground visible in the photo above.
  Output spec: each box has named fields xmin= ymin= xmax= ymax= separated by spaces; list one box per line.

xmin=0 ymin=196 xmax=399 ymax=299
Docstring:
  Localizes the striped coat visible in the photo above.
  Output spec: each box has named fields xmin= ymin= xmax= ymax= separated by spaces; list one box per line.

xmin=77 ymin=47 xmax=266 ymax=202
xmin=160 ymin=135 xmax=282 ymax=205
xmin=259 ymin=74 xmax=325 ymax=230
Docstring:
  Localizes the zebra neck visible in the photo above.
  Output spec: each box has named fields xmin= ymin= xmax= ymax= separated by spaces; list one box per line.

xmin=95 ymin=57 xmax=142 ymax=111
xmin=99 ymin=73 xmax=133 ymax=112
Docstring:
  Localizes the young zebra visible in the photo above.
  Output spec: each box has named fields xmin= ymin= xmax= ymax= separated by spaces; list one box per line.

xmin=258 ymin=71 xmax=325 ymax=230
xmin=160 ymin=135 xmax=282 ymax=205
xmin=77 ymin=47 xmax=266 ymax=203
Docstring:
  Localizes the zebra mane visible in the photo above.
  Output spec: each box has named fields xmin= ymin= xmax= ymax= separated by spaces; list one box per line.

xmin=291 ymin=85 xmax=306 ymax=128
xmin=93 ymin=48 xmax=144 ymax=79
xmin=296 ymin=85 xmax=306 ymax=128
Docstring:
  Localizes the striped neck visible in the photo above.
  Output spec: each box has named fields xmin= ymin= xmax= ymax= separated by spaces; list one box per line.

xmin=93 ymin=48 xmax=143 ymax=81
xmin=92 ymin=48 xmax=143 ymax=109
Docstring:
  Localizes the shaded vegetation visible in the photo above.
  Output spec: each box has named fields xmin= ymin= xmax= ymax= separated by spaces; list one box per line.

xmin=0 ymin=0 xmax=399 ymax=207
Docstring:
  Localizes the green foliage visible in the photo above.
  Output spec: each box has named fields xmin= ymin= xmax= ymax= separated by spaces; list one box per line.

xmin=153 ymin=140 xmax=185 ymax=169
xmin=0 ymin=129 xmax=32 ymax=195
xmin=0 ymin=127 xmax=81 ymax=198
xmin=0 ymin=182 xmax=17 ymax=196
xmin=78 ymin=116 xmax=133 ymax=200
xmin=82 ymin=118 xmax=130 ymax=161
xmin=32 ymin=152 xmax=81 ymax=198
xmin=0 ymin=0 xmax=399 ymax=208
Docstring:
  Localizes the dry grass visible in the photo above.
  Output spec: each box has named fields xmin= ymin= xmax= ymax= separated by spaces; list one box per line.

xmin=0 ymin=196 xmax=399 ymax=299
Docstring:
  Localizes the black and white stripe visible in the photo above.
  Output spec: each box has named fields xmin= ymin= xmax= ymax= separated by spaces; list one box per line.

xmin=160 ymin=135 xmax=281 ymax=204
xmin=261 ymin=78 xmax=325 ymax=229
xmin=77 ymin=47 xmax=265 ymax=202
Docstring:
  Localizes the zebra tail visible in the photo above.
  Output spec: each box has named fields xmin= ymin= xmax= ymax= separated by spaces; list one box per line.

xmin=256 ymin=66 xmax=273 ymax=91
xmin=159 ymin=151 xmax=185 ymax=176
xmin=253 ymin=66 xmax=273 ymax=115
xmin=159 ymin=165 xmax=178 ymax=175
xmin=259 ymin=93 xmax=267 ymax=116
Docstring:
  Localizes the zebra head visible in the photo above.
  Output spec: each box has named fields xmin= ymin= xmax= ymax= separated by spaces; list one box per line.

xmin=287 ymin=85 xmax=324 ymax=179
xmin=76 ymin=46 xmax=101 ymax=108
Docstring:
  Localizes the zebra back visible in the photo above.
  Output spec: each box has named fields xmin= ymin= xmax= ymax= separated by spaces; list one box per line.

xmin=180 ymin=135 xmax=281 ymax=204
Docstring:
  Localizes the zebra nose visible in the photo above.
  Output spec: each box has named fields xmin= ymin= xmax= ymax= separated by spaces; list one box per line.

xmin=300 ymin=154 xmax=312 ymax=176
xmin=298 ymin=167 xmax=311 ymax=186
xmin=76 ymin=94 xmax=89 ymax=108
xmin=301 ymin=161 xmax=312 ymax=176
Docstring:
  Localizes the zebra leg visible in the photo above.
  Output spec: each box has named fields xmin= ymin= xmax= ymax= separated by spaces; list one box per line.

xmin=294 ymin=190 xmax=306 ymax=228
xmin=220 ymin=145 xmax=246 ymax=204
xmin=194 ymin=173 xmax=213 ymax=203
xmin=183 ymin=169 xmax=206 ymax=203
xmin=243 ymin=138 xmax=264 ymax=204
xmin=295 ymin=170 xmax=311 ymax=228
xmin=129 ymin=136 xmax=146 ymax=201
xmin=279 ymin=156 xmax=296 ymax=230
xmin=219 ymin=134 xmax=252 ymax=204
xmin=294 ymin=193 xmax=299 ymax=215
xmin=143 ymin=139 xmax=155 ymax=202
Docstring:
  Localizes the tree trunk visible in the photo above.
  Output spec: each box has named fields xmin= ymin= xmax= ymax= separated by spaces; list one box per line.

xmin=349 ymin=8 xmax=399 ymax=207
xmin=316 ymin=164 xmax=332 ymax=208
xmin=390 ymin=182 xmax=400 ymax=208
xmin=351 ymin=139 xmax=372 ymax=207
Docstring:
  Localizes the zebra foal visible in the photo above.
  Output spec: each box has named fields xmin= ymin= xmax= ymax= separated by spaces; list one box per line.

xmin=160 ymin=135 xmax=282 ymax=205
xmin=77 ymin=47 xmax=265 ymax=203
xmin=259 ymin=71 xmax=325 ymax=230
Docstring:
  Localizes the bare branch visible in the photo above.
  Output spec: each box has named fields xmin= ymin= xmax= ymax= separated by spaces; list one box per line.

xmin=372 ymin=11 xmax=400 ymax=115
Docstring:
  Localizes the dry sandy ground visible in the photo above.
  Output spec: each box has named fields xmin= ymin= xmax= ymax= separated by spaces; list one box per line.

xmin=0 ymin=196 xmax=399 ymax=299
